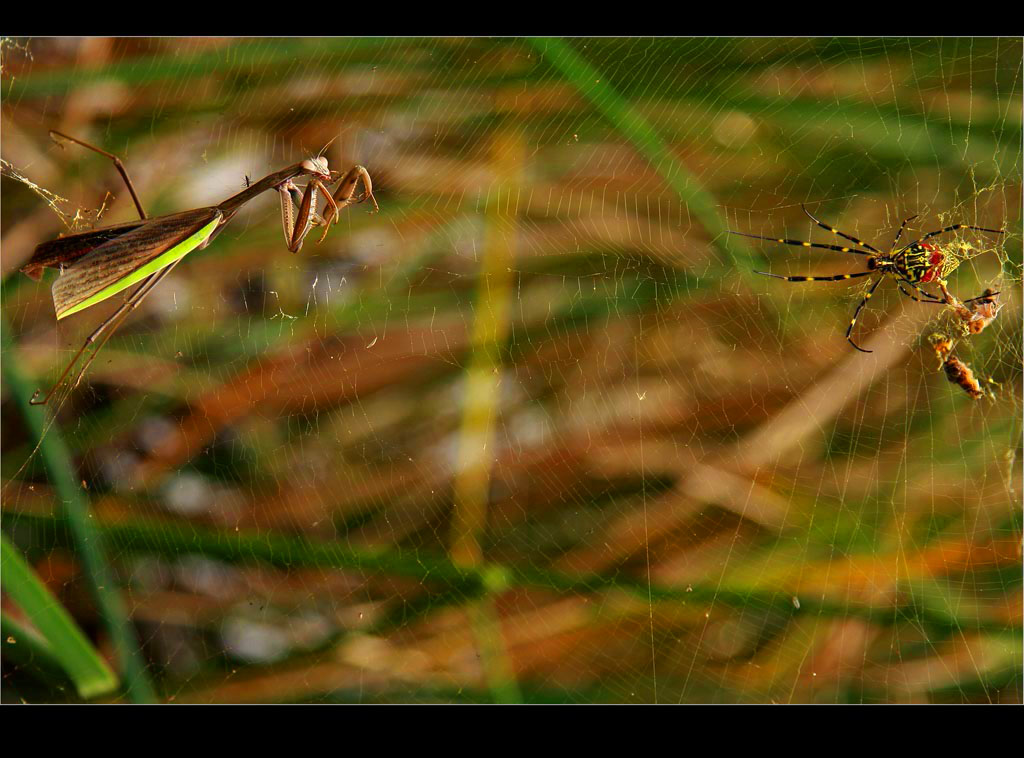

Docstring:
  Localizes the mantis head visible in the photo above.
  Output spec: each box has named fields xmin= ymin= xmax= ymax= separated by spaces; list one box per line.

xmin=300 ymin=157 xmax=331 ymax=181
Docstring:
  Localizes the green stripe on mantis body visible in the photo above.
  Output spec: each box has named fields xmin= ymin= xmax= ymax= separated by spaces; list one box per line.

xmin=57 ymin=214 xmax=222 ymax=320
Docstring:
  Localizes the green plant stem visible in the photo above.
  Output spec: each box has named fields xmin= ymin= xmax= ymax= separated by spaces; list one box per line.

xmin=5 ymin=509 xmax=1015 ymax=638
xmin=528 ymin=36 xmax=751 ymax=271
xmin=1 ymin=532 xmax=118 ymax=699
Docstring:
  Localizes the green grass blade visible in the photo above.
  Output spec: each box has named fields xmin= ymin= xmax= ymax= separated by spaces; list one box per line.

xmin=1 ymin=532 xmax=118 ymax=699
xmin=1 ymin=602 xmax=70 ymax=686
xmin=1 ymin=315 xmax=157 ymax=703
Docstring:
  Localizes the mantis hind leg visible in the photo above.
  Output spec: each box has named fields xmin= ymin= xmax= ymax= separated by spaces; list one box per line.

xmin=50 ymin=130 xmax=148 ymax=220
xmin=29 ymin=261 xmax=180 ymax=405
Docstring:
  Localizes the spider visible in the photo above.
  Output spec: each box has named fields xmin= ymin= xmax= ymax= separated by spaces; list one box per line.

xmin=732 ymin=205 xmax=1004 ymax=352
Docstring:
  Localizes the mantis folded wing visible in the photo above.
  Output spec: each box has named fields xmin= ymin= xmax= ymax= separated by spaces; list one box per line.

xmin=52 ymin=209 xmax=223 ymax=320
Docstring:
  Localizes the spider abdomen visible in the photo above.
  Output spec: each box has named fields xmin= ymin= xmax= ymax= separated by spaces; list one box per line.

xmin=895 ymin=242 xmax=944 ymax=283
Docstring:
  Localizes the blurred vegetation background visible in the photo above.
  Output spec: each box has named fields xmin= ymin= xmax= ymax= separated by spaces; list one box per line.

xmin=0 ymin=37 xmax=1021 ymax=704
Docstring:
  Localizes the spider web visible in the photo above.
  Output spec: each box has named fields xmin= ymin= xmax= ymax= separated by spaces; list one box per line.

xmin=1 ymin=37 xmax=1020 ymax=704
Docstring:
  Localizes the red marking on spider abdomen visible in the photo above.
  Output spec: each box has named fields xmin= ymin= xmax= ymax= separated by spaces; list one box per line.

xmin=921 ymin=243 xmax=944 ymax=282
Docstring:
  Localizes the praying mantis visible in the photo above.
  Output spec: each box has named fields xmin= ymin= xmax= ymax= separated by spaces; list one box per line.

xmin=19 ymin=131 xmax=378 ymax=405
